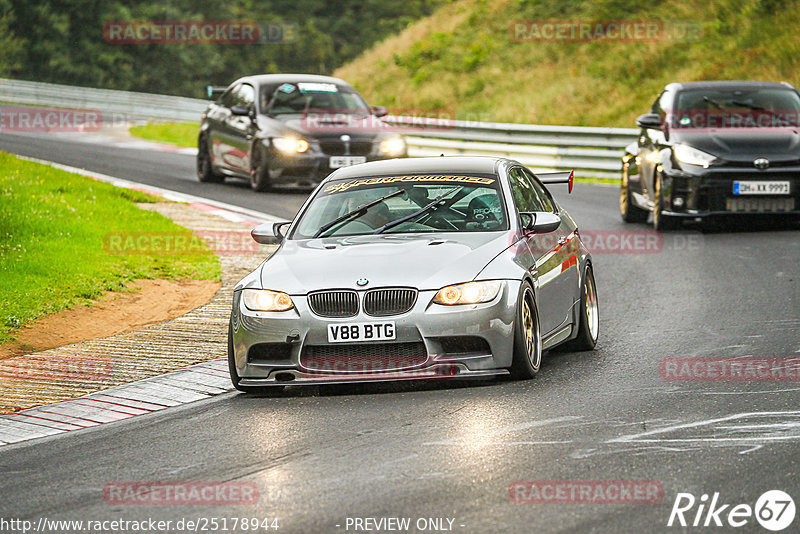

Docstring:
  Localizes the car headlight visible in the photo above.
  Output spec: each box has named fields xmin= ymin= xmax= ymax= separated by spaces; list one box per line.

xmin=379 ymin=136 xmax=406 ymax=157
xmin=433 ymin=281 xmax=502 ymax=305
xmin=272 ymin=137 xmax=309 ymax=155
xmin=673 ymin=144 xmax=717 ymax=168
xmin=242 ymin=289 xmax=294 ymax=311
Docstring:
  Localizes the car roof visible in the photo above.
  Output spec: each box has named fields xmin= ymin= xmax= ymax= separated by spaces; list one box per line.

xmin=324 ymin=156 xmax=508 ymax=182
xmin=665 ymin=80 xmax=797 ymax=91
xmin=233 ymin=74 xmax=354 ymax=89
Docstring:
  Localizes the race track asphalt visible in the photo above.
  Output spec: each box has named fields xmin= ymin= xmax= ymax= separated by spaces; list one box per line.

xmin=1 ymin=131 xmax=799 ymax=533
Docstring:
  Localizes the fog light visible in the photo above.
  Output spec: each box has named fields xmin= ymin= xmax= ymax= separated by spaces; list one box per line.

xmin=673 ymin=196 xmax=685 ymax=208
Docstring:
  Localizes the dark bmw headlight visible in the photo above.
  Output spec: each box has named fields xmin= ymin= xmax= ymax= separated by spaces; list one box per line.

xmin=272 ymin=137 xmax=309 ymax=155
xmin=378 ymin=136 xmax=406 ymax=157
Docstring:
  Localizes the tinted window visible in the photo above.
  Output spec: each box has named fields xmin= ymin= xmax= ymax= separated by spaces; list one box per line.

xmin=672 ymin=87 xmax=800 ymax=128
xmin=264 ymin=83 xmax=370 ymax=115
xmin=219 ymin=84 xmax=238 ymax=108
xmin=521 ymin=168 xmax=555 ymax=212
xmin=236 ymin=84 xmax=255 ymax=108
xmin=508 ymin=167 xmax=551 ymax=212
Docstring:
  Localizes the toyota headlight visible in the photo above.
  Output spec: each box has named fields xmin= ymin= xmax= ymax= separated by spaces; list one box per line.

xmin=272 ymin=137 xmax=309 ymax=155
xmin=673 ymin=144 xmax=717 ymax=168
xmin=433 ymin=281 xmax=502 ymax=305
xmin=242 ymin=289 xmax=294 ymax=311
xmin=379 ymin=136 xmax=406 ymax=157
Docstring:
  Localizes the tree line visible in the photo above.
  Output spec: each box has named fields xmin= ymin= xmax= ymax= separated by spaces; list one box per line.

xmin=0 ymin=0 xmax=443 ymax=98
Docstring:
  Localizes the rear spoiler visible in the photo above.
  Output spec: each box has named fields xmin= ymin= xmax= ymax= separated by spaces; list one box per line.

xmin=205 ymin=85 xmax=227 ymax=100
xmin=537 ymin=170 xmax=574 ymax=194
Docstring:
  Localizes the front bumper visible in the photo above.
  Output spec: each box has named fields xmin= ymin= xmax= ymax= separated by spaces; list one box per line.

xmin=661 ymin=164 xmax=800 ymax=217
xmin=230 ymin=281 xmax=520 ymax=386
xmin=267 ymin=150 xmax=404 ymax=186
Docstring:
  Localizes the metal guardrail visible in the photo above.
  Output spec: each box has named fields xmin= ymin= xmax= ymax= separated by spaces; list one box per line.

xmin=0 ymin=78 xmax=207 ymax=122
xmin=0 ymin=78 xmax=636 ymax=178
xmin=385 ymin=116 xmax=636 ymax=179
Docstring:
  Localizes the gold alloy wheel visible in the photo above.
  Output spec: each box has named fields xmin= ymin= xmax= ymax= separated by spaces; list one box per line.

xmin=585 ymin=272 xmax=599 ymax=342
xmin=522 ymin=290 xmax=541 ymax=370
xmin=620 ymin=163 xmax=629 ymax=215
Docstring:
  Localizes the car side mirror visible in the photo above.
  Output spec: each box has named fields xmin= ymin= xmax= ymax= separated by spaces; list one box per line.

xmin=636 ymin=113 xmax=662 ymax=130
xmin=251 ymin=221 xmax=291 ymax=244
xmin=371 ymin=106 xmax=388 ymax=118
xmin=231 ymin=105 xmax=251 ymax=117
xmin=519 ymin=212 xmax=561 ymax=233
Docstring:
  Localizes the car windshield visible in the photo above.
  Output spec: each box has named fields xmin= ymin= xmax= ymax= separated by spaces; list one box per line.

xmin=262 ymin=82 xmax=370 ymax=115
xmin=292 ymin=174 xmax=508 ymax=239
xmin=670 ymin=87 xmax=800 ymax=128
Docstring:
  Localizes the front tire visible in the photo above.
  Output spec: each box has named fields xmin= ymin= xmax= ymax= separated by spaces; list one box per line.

xmin=197 ymin=136 xmax=225 ymax=183
xmin=653 ymin=170 xmax=680 ymax=231
xmin=562 ymin=266 xmax=599 ymax=351
xmin=249 ymin=145 xmax=272 ymax=192
xmin=509 ymin=282 xmax=542 ymax=380
xmin=620 ymin=161 xmax=648 ymax=223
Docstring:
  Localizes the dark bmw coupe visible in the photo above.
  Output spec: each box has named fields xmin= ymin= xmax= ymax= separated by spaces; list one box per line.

xmin=197 ymin=74 xmax=407 ymax=191
xmin=621 ymin=81 xmax=800 ymax=229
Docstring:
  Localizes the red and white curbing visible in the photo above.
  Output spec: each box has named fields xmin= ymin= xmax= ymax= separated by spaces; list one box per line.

xmin=0 ymin=358 xmax=230 ymax=445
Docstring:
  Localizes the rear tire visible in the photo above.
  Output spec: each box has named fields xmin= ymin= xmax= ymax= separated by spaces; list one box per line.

xmin=197 ymin=136 xmax=225 ymax=183
xmin=561 ymin=266 xmax=599 ymax=351
xmin=509 ymin=282 xmax=542 ymax=380
xmin=249 ymin=145 xmax=272 ymax=192
xmin=653 ymin=170 xmax=680 ymax=231
xmin=620 ymin=161 xmax=648 ymax=223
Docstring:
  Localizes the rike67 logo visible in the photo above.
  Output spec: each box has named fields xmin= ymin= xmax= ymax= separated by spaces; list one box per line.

xmin=668 ymin=490 xmax=796 ymax=531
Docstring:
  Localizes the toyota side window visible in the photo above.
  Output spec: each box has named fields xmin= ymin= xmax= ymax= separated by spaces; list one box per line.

xmin=238 ymin=84 xmax=255 ymax=110
xmin=219 ymin=84 xmax=239 ymax=108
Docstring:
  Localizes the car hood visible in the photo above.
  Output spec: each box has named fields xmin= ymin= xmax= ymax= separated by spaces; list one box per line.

xmin=672 ymin=129 xmax=800 ymax=163
xmin=259 ymin=232 xmax=512 ymax=294
xmin=257 ymin=113 xmax=392 ymax=139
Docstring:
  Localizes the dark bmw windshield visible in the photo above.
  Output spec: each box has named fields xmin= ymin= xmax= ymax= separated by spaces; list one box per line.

xmin=670 ymin=87 xmax=800 ymax=128
xmin=291 ymin=174 xmax=508 ymax=239
xmin=261 ymin=82 xmax=370 ymax=116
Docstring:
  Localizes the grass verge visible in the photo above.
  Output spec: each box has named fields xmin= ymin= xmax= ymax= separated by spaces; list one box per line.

xmin=0 ymin=151 xmax=220 ymax=343
xmin=129 ymin=122 xmax=198 ymax=148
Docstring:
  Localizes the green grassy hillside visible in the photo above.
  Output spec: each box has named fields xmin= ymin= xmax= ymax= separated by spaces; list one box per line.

xmin=335 ymin=0 xmax=800 ymax=127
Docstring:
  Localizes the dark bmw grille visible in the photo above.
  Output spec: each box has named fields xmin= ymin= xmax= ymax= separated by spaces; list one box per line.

xmin=319 ymin=140 xmax=373 ymax=156
xmin=363 ymin=288 xmax=417 ymax=316
xmin=308 ymin=290 xmax=358 ymax=318
xmin=300 ymin=342 xmax=428 ymax=373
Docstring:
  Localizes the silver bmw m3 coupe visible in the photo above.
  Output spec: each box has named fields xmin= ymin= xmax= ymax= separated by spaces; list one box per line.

xmin=228 ymin=156 xmax=598 ymax=391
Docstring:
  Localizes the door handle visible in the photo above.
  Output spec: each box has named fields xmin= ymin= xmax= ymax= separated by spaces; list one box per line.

xmin=557 ymin=236 xmax=568 ymax=246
